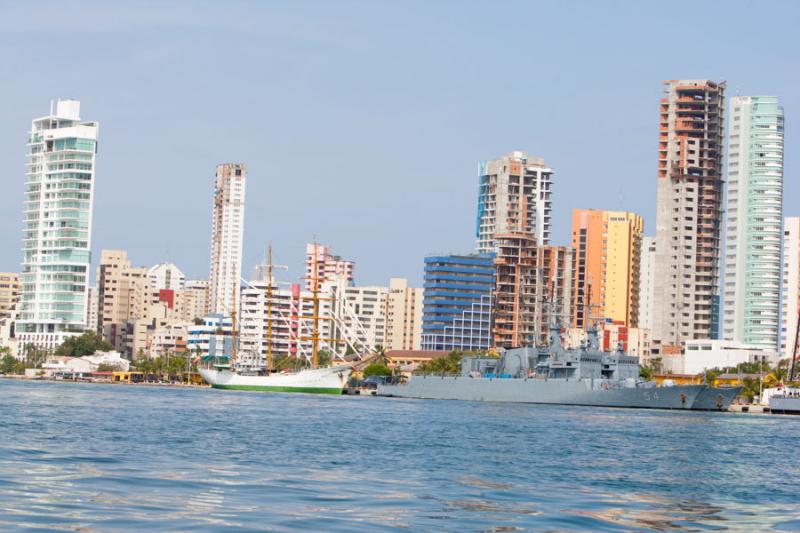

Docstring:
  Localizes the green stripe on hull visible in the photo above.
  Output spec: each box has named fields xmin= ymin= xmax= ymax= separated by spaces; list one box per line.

xmin=212 ymin=384 xmax=342 ymax=394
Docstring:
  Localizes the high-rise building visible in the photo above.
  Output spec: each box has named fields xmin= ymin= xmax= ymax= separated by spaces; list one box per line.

xmin=0 ymin=273 xmax=21 ymax=320
xmin=17 ymin=100 xmax=98 ymax=353
xmin=653 ymin=80 xmax=726 ymax=346
xmin=492 ymin=236 xmax=573 ymax=348
xmin=209 ymin=163 xmax=246 ymax=316
xmin=96 ymin=250 xmax=152 ymax=350
xmin=421 ymin=254 xmax=495 ymax=352
xmin=385 ymin=278 xmax=424 ymax=351
xmin=148 ymin=262 xmax=186 ymax=291
xmin=476 ymin=151 xmax=553 ymax=253
xmin=304 ymin=243 xmax=354 ymax=291
xmin=638 ymin=236 xmax=657 ymax=332
xmin=571 ymin=209 xmax=643 ymax=329
xmin=723 ymin=96 xmax=784 ymax=349
xmin=781 ymin=217 xmax=800 ymax=359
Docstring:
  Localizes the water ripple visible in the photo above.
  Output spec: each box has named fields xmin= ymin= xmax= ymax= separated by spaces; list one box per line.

xmin=1 ymin=380 xmax=799 ymax=531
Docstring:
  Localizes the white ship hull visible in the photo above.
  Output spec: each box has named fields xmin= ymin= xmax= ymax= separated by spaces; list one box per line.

xmin=199 ymin=365 xmax=351 ymax=394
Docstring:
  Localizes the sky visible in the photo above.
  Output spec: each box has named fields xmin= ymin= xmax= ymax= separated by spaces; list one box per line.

xmin=0 ymin=1 xmax=798 ymax=287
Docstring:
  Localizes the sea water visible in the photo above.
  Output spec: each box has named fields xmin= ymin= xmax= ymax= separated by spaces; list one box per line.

xmin=1 ymin=379 xmax=798 ymax=532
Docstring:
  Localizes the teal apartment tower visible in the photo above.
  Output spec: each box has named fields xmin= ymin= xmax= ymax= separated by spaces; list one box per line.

xmin=17 ymin=100 xmax=99 ymax=353
xmin=723 ymin=96 xmax=784 ymax=349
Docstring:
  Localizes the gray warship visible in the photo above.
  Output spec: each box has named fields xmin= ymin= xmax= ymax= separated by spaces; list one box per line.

xmin=378 ymin=319 xmax=741 ymax=411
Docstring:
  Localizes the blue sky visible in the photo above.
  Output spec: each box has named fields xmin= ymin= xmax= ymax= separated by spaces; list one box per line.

xmin=0 ymin=1 xmax=797 ymax=286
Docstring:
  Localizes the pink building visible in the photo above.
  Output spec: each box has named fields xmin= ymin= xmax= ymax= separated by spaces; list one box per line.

xmin=304 ymin=243 xmax=355 ymax=290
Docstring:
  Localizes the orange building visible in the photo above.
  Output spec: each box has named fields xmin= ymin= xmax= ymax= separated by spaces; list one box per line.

xmin=572 ymin=209 xmax=643 ymax=329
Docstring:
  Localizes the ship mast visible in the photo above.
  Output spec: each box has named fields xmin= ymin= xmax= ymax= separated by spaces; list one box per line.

xmin=231 ymin=266 xmax=238 ymax=366
xmin=311 ymin=241 xmax=321 ymax=369
xmin=267 ymin=244 xmax=273 ymax=372
xmin=790 ymin=302 xmax=800 ymax=382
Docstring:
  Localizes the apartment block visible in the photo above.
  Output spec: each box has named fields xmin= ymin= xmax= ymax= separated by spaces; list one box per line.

xmin=96 ymin=250 xmax=152 ymax=351
xmin=304 ymin=243 xmax=354 ymax=291
xmin=320 ymin=278 xmax=388 ymax=354
xmin=239 ymin=280 xmax=314 ymax=367
xmin=421 ymin=254 xmax=495 ymax=352
xmin=385 ymin=278 xmax=423 ymax=351
xmin=148 ymin=262 xmax=186 ymax=291
xmin=723 ymin=96 xmax=784 ymax=349
xmin=653 ymin=79 xmax=726 ymax=346
xmin=638 ymin=237 xmax=657 ymax=332
xmin=782 ymin=217 xmax=800 ymax=358
xmin=493 ymin=236 xmax=573 ymax=348
xmin=571 ymin=209 xmax=643 ymax=328
xmin=185 ymin=279 xmax=210 ymax=320
xmin=17 ymin=100 xmax=98 ymax=353
xmin=0 ymin=273 xmax=21 ymax=320
xmin=187 ymin=314 xmax=233 ymax=358
xmin=209 ymin=163 xmax=246 ymax=316
xmin=476 ymin=151 xmax=553 ymax=253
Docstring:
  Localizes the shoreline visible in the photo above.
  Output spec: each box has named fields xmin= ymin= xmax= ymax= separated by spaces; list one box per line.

xmin=0 ymin=375 xmax=210 ymax=389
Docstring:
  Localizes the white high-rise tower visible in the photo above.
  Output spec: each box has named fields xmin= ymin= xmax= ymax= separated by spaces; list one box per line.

xmin=722 ymin=96 xmax=784 ymax=349
xmin=209 ymin=163 xmax=246 ymax=316
xmin=17 ymin=100 xmax=99 ymax=353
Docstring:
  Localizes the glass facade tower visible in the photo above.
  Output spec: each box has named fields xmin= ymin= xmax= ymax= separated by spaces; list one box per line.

xmin=723 ymin=96 xmax=784 ymax=349
xmin=17 ymin=100 xmax=98 ymax=353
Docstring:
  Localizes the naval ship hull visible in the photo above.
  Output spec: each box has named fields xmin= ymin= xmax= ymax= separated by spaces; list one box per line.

xmin=379 ymin=376 xmax=735 ymax=410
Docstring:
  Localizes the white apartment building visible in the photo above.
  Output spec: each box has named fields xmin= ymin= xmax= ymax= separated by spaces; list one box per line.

xmin=637 ymin=237 xmax=656 ymax=332
xmin=209 ymin=163 xmax=246 ymax=316
xmin=320 ymin=278 xmax=387 ymax=354
xmin=476 ymin=151 xmax=553 ymax=252
xmin=385 ymin=278 xmax=423 ymax=351
xmin=723 ymin=96 xmax=784 ymax=349
xmin=17 ymin=100 xmax=99 ymax=353
xmin=148 ymin=262 xmax=186 ymax=291
xmin=239 ymin=280 xmax=315 ymax=367
xmin=782 ymin=217 xmax=800 ymax=358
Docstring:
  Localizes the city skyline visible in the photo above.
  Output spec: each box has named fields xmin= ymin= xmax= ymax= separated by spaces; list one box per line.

xmin=0 ymin=2 xmax=798 ymax=287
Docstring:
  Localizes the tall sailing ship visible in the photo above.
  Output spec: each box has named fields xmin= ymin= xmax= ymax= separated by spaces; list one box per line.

xmin=198 ymin=243 xmax=352 ymax=394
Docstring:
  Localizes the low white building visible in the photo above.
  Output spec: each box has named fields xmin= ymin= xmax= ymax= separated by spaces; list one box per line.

xmin=682 ymin=339 xmax=778 ymax=375
xmin=40 ymin=350 xmax=130 ymax=376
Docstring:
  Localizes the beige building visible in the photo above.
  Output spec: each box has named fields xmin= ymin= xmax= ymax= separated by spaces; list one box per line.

xmin=97 ymin=250 xmax=153 ymax=350
xmin=0 ymin=273 xmax=20 ymax=320
xmin=121 ymin=303 xmax=188 ymax=359
xmin=185 ymin=279 xmax=211 ymax=320
xmin=385 ymin=278 xmax=423 ymax=351
xmin=320 ymin=278 xmax=387 ymax=354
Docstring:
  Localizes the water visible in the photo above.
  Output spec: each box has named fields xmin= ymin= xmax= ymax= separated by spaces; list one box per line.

xmin=1 ymin=380 xmax=799 ymax=532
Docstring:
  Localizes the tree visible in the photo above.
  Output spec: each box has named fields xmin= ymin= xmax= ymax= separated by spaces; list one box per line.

xmin=417 ymin=350 xmax=466 ymax=374
xmin=639 ymin=365 xmax=654 ymax=381
xmin=363 ymin=363 xmax=392 ymax=377
xmin=96 ymin=363 xmax=122 ymax=372
xmin=167 ymin=354 xmax=187 ymax=380
xmin=1 ymin=353 xmax=23 ymax=375
xmin=55 ymin=331 xmax=112 ymax=357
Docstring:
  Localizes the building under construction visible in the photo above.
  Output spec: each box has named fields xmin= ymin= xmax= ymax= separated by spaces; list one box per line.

xmin=653 ymin=80 xmax=725 ymax=347
xmin=492 ymin=234 xmax=573 ymax=349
